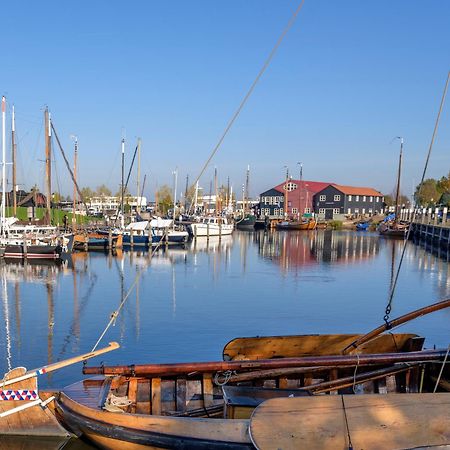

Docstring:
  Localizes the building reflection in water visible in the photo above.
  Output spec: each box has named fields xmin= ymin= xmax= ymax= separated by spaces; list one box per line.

xmin=256 ymin=230 xmax=380 ymax=270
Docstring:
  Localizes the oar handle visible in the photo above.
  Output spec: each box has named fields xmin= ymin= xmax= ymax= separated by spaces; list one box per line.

xmin=1 ymin=342 xmax=119 ymax=388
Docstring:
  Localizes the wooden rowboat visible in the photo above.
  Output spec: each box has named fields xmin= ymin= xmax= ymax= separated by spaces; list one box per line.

xmin=54 ymin=348 xmax=450 ymax=450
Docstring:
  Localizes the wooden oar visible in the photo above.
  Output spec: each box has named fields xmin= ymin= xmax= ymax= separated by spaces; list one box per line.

xmin=342 ymin=298 xmax=450 ymax=354
xmin=1 ymin=341 xmax=119 ymax=388
xmin=83 ymin=349 xmax=447 ymax=377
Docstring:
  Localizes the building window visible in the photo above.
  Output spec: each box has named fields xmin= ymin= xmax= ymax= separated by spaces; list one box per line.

xmin=334 ymin=195 xmax=341 ymax=201
xmin=369 ymin=208 xmax=373 ymax=214
xmin=269 ymin=197 xmax=273 ymax=205
xmin=333 ymin=208 xmax=340 ymax=214
xmin=369 ymin=196 xmax=373 ymax=202
xmin=355 ymin=195 xmax=359 ymax=201
xmin=304 ymin=207 xmax=311 ymax=213
xmin=354 ymin=208 xmax=359 ymax=214
xmin=362 ymin=208 xmax=366 ymax=214
xmin=265 ymin=208 xmax=270 ymax=215
xmin=319 ymin=208 xmax=325 ymax=214
xmin=347 ymin=208 xmax=351 ymax=214
xmin=376 ymin=197 xmax=380 ymax=202
xmin=348 ymin=195 xmax=352 ymax=201
xmin=274 ymin=208 xmax=279 ymax=216
xmin=284 ymin=182 xmax=298 ymax=192
xmin=363 ymin=196 xmax=366 ymax=202
xmin=319 ymin=195 xmax=326 ymax=201
xmin=292 ymin=208 xmax=298 ymax=214
xmin=279 ymin=208 xmax=283 ymax=215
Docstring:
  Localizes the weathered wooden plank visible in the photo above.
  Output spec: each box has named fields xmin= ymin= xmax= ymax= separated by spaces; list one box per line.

xmin=202 ymin=374 xmax=214 ymax=408
xmin=249 ymin=393 xmax=450 ymax=450
xmin=176 ymin=377 xmax=187 ymax=413
xmin=151 ymin=378 xmax=161 ymax=415
xmin=136 ymin=379 xmax=151 ymax=415
xmin=127 ymin=378 xmax=138 ymax=413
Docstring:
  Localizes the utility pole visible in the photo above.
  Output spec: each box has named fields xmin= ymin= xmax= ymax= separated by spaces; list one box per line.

xmin=44 ymin=108 xmax=52 ymax=225
xmin=11 ymin=105 xmax=17 ymax=216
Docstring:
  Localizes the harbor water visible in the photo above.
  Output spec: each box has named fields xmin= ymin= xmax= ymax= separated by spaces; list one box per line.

xmin=0 ymin=230 xmax=449 ymax=392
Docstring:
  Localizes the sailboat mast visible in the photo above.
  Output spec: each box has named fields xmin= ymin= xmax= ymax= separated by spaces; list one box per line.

xmin=284 ymin=167 xmax=289 ymax=219
xmin=1 ymin=96 xmax=6 ymax=231
xmin=394 ymin=138 xmax=403 ymax=224
xmin=173 ymin=167 xmax=178 ymax=221
xmin=136 ymin=138 xmax=141 ymax=215
xmin=245 ymin=165 xmax=250 ymax=214
xmin=121 ymin=137 xmax=125 ymax=228
xmin=44 ymin=108 xmax=52 ymax=225
xmin=72 ymin=136 xmax=78 ymax=231
xmin=297 ymin=162 xmax=302 ymax=219
xmin=12 ymin=105 xmax=17 ymax=216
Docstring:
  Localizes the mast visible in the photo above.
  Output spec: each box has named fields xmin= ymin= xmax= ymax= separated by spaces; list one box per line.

xmin=394 ymin=138 xmax=403 ymax=224
xmin=44 ymin=107 xmax=52 ymax=225
xmin=284 ymin=166 xmax=289 ymax=219
xmin=297 ymin=162 xmax=303 ymax=220
xmin=72 ymin=136 xmax=78 ymax=231
xmin=136 ymin=138 xmax=141 ymax=215
xmin=120 ymin=137 xmax=125 ymax=228
xmin=214 ymin=167 xmax=218 ymax=215
xmin=11 ymin=105 xmax=17 ymax=216
xmin=1 ymin=96 xmax=6 ymax=232
xmin=245 ymin=164 xmax=250 ymax=215
xmin=172 ymin=167 xmax=178 ymax=222
xmin=184 ymin=175 xmax=189 ymax=211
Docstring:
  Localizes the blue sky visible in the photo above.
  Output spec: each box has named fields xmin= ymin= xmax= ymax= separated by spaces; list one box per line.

xmin=2 ymin=1 xmax=450 ymax=200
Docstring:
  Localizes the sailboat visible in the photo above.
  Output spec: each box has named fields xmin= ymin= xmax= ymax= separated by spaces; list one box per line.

xmin=0 ymin=99 xmax=65 ymax=259
xmin=378 ymin=138 xmax=409 ymax=238
xmin=236 ymin=166 xmax=256 ymax=230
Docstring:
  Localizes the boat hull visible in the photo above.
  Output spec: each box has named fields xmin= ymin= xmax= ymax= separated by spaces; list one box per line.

xmin=2 ymin=244 xmax=62 ymax=259
xmin=235 ymin=215 xmax=256 ymax=231
xmin=56 ymin=392 xmax=252 ymax=450
xmin=188 ymin=224 xmax=234 ymax=237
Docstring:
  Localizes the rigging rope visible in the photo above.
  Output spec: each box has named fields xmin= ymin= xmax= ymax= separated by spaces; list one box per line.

xmin=383 ymin=71 xmax=450 ymax=326
xmin=90 ymin=231 xmax=171 ymax=352
xmin=187 ymin=0 xmax=306 ymax=214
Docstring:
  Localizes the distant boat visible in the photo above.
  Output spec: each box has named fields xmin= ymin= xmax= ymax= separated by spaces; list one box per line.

xmin=235 ymin=214 xmax=256 ymax=230
xmin=236 ymin=166 xmax=255 ymax=231
xmin=188 ymin=216 xmax=234 ymax=237
xmin=356 ymin=221 xmax=370 ymax=231
xmin=378 ymin=138 xmax=409 ymax=239
xmin=276 ymin=218 xmax=315 ymax=230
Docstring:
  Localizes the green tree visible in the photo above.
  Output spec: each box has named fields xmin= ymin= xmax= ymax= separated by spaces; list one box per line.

xmin=80 ymin=187 xmax=94 ymax=202
xmin=414 ymin=179 xmax=440 ymax=206
xmin=96 ymin=184 xmax=112 ymax=197
xmin=155 ymin=184 xmax=173 ymax=214
xmin=436 ymin=171 xmax=450 ymax=195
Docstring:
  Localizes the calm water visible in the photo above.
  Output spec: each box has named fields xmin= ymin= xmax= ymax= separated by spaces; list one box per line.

xmin=0 ymin=230 xmax=449 ymax=390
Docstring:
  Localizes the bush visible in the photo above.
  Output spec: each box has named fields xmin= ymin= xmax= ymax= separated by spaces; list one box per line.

xmin=329 ymin=220 xmax=343 ymax=230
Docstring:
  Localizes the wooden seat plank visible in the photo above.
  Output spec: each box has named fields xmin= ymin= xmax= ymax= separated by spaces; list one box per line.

xmin=249 ymin=393 xmax=450 ymax=450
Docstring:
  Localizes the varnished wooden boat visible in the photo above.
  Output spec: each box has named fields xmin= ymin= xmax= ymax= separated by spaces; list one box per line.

xmin=250 ymin=393 xmax=450 ymax=450
xmin=54 ymin=345 xmax=450 ymax=450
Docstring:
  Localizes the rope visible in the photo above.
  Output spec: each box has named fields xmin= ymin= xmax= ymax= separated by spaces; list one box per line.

xmin=90 ymin=237 xmax=165 ymax=352
xmin=213 ymin=370 xmax=234 ymax=386
xmin=433 ymin=344 xmax=450 ymax=393
xmin=383 ymin=71 xmax=450 ymax=325
xmin=187 ymin=1 xmax=306 ymax=214
xmin=341 ymin=396 xmax=353 ymax=450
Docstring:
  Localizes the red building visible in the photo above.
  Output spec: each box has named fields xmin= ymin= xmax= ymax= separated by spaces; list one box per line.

xmin=259 ymin=179 xmax=330 ymax=219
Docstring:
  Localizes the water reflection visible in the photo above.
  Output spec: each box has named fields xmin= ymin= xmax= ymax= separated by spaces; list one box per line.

xmin=256 ymin=230 xmax=381 ymax=269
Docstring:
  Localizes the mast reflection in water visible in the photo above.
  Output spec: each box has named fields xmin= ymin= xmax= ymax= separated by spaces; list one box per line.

xmin=0 ymin=231 xmax=448 ymax=390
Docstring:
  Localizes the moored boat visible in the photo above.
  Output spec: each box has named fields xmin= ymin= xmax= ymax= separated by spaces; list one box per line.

xmin=188 ymin=216 xmax=234 ymax=237
xmin=56 ymin=346 xmax=450 ymax=450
